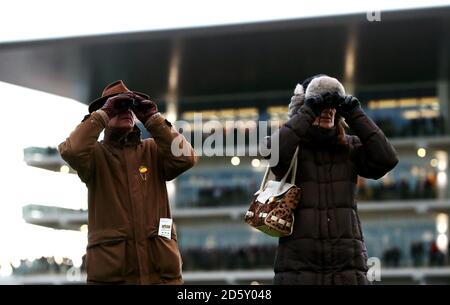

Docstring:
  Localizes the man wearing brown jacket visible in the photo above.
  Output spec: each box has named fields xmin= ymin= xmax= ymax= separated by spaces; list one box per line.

xmin=59 ymin=80 xmax=197 ymax=284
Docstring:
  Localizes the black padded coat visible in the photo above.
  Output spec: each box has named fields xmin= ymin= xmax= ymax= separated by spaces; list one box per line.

xmin=270 ymin=105 xmax=398 ymax=285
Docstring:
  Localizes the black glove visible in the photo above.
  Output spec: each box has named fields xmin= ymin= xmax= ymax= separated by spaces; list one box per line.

xmin=336 ymin=95 xmax=361 ymax=118
xmin=304 ymin=95 xmax=326 ymax=117
xmin=304 ymin=92 xmax=340 ymax=117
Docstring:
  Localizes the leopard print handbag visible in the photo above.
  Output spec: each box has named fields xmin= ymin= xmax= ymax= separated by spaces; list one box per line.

xmin=244 ymin=147 xmax=301 ymax=237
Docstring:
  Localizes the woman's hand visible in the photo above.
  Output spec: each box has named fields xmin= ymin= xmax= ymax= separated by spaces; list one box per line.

xmin=336 ymin=95 xmax=361 ymax=118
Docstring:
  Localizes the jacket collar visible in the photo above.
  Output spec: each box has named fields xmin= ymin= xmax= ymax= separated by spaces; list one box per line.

xmin=104 ymin=125 xmax=142 ymax=148
xmin=302 ymin=125 xmax=339 ymax=148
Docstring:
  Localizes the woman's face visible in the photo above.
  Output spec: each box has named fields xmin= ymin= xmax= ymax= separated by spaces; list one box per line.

xmin=312 ymin=108 xmax=336 ymax=129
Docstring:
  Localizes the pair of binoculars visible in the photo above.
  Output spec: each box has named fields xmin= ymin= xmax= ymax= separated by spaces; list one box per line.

xmin=321 ymin=92 xmax=344 ymax=108
xmin=115 ymin=98 xmax=140 ymax=110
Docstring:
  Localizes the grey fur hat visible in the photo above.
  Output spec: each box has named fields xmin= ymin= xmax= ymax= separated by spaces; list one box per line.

xmin=287 ymin=75 xmax=346 ymax=119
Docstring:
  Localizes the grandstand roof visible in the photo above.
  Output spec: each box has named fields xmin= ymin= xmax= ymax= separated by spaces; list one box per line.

xmin=0 ymin=6 xmax=448 ymax=107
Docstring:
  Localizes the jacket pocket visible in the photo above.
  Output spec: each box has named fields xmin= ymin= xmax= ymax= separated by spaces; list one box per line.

xmin=86 ymin=229 xmax=128 ymax=282
xmin=148 ymin=226 xmax=182 ymax=279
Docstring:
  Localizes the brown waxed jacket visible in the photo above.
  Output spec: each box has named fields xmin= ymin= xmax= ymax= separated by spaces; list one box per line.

xmin=59 ymin=110 xmax=197 ymax=284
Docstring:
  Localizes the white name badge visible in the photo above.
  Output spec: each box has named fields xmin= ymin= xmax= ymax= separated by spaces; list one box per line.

xmin=158 ymin=218 xmax=173 ymax=239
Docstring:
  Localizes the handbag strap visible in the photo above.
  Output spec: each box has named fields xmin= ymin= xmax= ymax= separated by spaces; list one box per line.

xmin=259 ymin=164 xmax=272 ymax=193
xmin=280 ymin=146 xmax=299 ymax=188
xmin=258 ymin=146 xmax=299 ymax=192
xmin=290 ymin=146 xmax=299 ymax=185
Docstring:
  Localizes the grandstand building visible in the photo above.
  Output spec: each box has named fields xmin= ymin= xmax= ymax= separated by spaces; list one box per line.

xmin=1 ymin=5 xmax=450 ymax=284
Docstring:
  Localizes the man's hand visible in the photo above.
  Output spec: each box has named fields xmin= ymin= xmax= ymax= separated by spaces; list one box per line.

xmin=336 ymin=95 xmax=361 ymax=118
xmin=101 ymin=93 xmax=135 ymax=119
xmin=132 ymin=94 xmax=158 ymax=123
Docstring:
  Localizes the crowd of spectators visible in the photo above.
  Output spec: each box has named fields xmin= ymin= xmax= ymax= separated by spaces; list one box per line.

xmin=10 ymin=256 xmax=82 ymax=276
xmin=358 ymin=175 xmax=437 ymax=201
xmin=383 ymin=241 xmax=448 ymax=268
xmin=373 ymin=116 xmax=445 ymax=138
xmin=4 ymin=240 xmax=449 ymax=276
xmin=181 ymin=245 xmax=277 ymax=271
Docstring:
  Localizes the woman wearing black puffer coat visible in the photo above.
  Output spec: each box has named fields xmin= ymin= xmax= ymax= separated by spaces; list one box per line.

xmin=270 ymin=75 xmax=398 ymax=285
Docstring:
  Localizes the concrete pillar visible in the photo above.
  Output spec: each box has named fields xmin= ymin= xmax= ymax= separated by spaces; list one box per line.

xmin=166 ymin=39 xmax=183 ymax=207
xmin=343 ymin=26 xmax=357 ymax=95
xmin=166 ymin=39 xmax=182 ymax=122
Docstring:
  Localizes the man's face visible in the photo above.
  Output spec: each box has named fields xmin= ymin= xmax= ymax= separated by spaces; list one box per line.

xmin=108 ymin=108 xmax=135 ymax=131
xmin=312 ymin=108 xmax=336 ymax=129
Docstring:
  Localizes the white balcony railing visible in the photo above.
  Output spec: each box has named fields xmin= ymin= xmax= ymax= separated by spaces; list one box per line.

xmin=2 ymin=267 xmax=450 ymax=285
xmin=23 ymin=200 xmax=450 ymax=229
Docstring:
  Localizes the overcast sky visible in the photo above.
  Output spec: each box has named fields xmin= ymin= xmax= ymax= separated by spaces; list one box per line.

xmin=0 ymin=82 xmax=88 ymax=275
xmin=1 ymin=0 xmax=449 ymax=43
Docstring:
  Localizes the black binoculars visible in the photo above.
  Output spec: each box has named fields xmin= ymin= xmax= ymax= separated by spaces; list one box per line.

xmin=321 ymin=92 xmax=344 ymax=108
xmin=115 ymin=98 xmax=140 ymax=110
